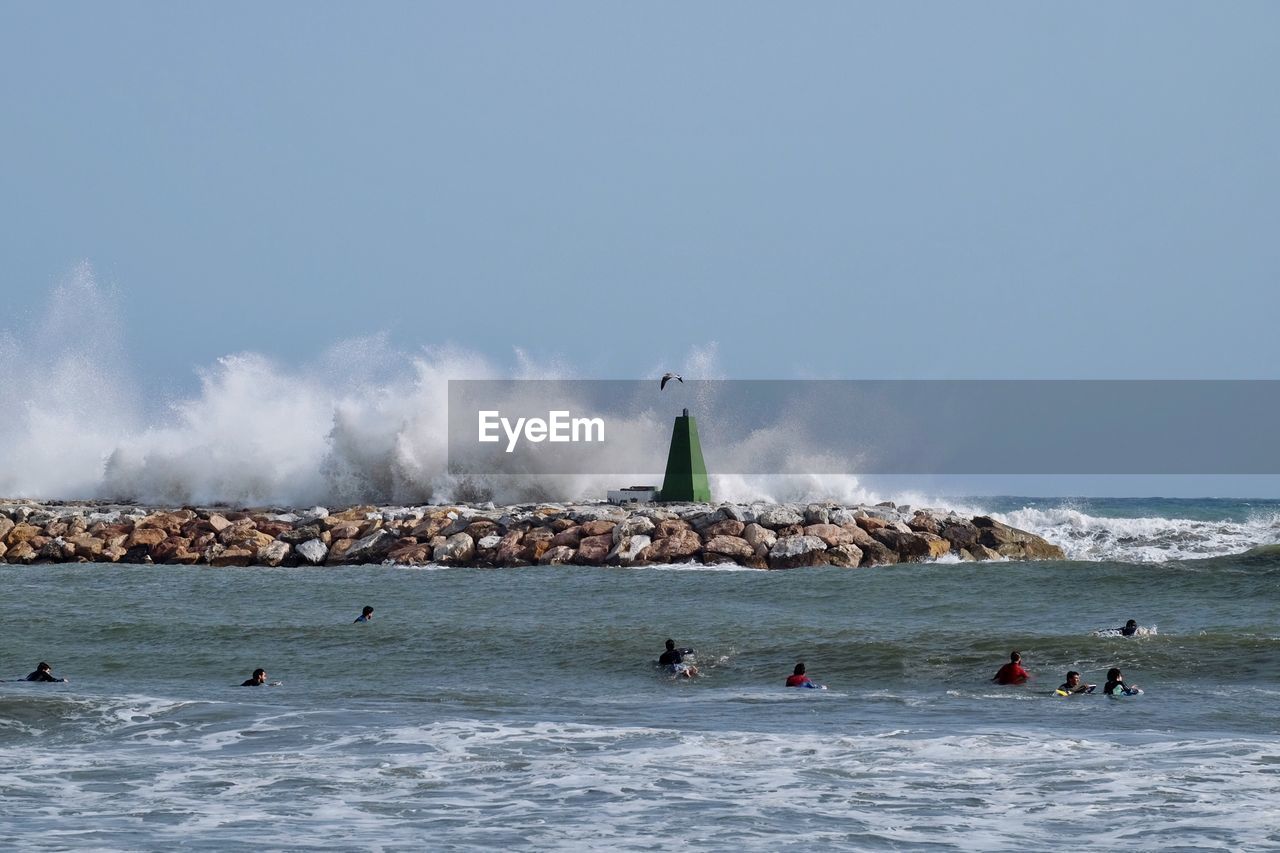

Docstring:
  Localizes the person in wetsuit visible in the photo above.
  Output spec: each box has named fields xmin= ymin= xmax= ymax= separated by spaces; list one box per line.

xmin=354 ymin=606 xmax=374 ymax=623
xmin=785 ymin=662 xmax=823 ymax=689
xmin=1103 ymin=667 xmax=1140 ymax=695
xmin=1120 ymin=620 xmax=1139 ymax=637
xmin=1056 ymin=670 xmax=1095 ymax=695
xmin=658 ymin=639 xmax=698 ymax=677
xmin=25 ymin=662 xmax=68 ymax=683
xmin=241 ymin=668 xmax=269 ymax=687
xmin=992 ymin=651 xmax=1030 ymax=685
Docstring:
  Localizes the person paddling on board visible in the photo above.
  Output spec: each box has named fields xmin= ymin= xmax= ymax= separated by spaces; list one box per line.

xmin=657 ymin=639 xmax=698 ymax=678
xmin=354 ymin=606 xmax=374 ymax=623
xmin=1120 ymin=619 xmax=1139 ymax=637
xmin=785 ymin=662 xmax=825 ymax=689
xmin=1103 ymin=667 xmax=1140 ymax=695
xmin=240 ymin=668 xmax=277 ymax=687
xmin=992 ymin=651 xmax=1030 ymax=685
xmin=1055 ymin=670 xmax=1095 ymax=695
xmin=25 ymin=662 xmax=68 ymax=683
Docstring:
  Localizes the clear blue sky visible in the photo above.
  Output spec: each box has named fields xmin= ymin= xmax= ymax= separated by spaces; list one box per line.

xmin=3 ymin=2 xmax=1277 ymax=385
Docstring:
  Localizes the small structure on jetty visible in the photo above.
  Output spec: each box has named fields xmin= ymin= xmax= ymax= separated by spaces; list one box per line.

xmin=608 ymin=407 xmax=710 ymax=504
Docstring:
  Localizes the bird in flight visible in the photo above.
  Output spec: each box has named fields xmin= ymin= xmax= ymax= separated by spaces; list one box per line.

xmin=660 ymin=372 xmax=683 ymax=391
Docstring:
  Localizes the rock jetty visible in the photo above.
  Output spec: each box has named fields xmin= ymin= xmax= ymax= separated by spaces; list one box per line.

xmin=0 ymin=499 xmax=1064 ymax=568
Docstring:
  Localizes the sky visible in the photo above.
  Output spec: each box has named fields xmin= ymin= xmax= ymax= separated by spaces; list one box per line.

xmin=1 ymin=3 xmax=1278 ymax=497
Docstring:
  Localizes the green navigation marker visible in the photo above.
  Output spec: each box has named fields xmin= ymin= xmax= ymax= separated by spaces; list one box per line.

xmin=659 ymin=408 xmax=711 ymax=503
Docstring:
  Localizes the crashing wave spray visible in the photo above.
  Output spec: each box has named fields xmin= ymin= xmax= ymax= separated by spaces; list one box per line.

xmin=0 ymin=265 xmax=878 ymax=507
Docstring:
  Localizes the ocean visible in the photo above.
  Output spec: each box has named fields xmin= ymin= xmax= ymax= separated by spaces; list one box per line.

xmin=2 ymin=497 xmax=1279 ymax=851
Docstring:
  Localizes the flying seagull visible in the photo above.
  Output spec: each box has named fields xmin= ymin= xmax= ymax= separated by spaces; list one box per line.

xmin=660 ymin=372 xmax=683 ymax=391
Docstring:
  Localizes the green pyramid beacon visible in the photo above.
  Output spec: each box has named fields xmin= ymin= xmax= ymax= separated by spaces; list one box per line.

xmin=659 ymin=408 xmax=711 ymax=503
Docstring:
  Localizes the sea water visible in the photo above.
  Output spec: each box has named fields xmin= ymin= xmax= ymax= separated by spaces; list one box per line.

xmin=2 ymin=499 xmax=1279 ymax=850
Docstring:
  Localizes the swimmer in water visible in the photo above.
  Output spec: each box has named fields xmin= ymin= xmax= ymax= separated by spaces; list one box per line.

xmin=785 ymin=662 xmax=824 ymax=689
xmin=354 ymin=606 xmax=374 ymax=623
xmin=241 ymin=668 xmax=269 ymax=687
xmin=657 ymin=639 xmax=698 ymax=678
xmin=1056 ymin=670 xmax=1095 ymax=695
xmin=25 ymin=662 xmax=68 ymax=683
xmin=1103 ymin=667 xmax=1140 ymax=695
xmin=992 ymin=651 xmax=1030 ymax=685
xmin=1120 ymin=619 xmax=1139 ymax=637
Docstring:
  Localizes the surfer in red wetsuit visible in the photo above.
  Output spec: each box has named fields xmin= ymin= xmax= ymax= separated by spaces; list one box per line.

xmin=785 ymin=662 xmax=823 ymax=689
xmin=992 ymin=651 xmax=1030 ymax=685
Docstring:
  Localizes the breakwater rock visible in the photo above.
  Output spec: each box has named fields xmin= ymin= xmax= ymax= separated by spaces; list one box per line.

xmin=0 ymin=499 xmax=1064 ymax=568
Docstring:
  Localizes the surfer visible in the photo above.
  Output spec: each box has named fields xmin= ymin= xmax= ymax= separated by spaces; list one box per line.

xmin=992 ymin=651 xmax=1030 ymax=685
xmin=354 ymin=606 xmax=374 ymax=623
xmin=241 ymin=668 xmax=270 ymax=687
xmin=658 ymin=639 xmax=698 ymax=678
xmin=25 ymin=662 xmax=68 ymax=683
xmin=1103 ymin=668 xmax=1140 ymax=695
xmin=1120 ymin=619 xmax=1139 ymax=637
xmin=1055 ymin=670 xmax=1095 ymax=695
xmin=785 ymin=662 xmax=824 ymax=689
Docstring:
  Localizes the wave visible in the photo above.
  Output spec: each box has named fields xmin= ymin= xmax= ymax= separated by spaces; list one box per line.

xmin=0 ymin=265 xmax=878 ymax=507
xmin=991 ymin=505 xmax=1280 ymax=563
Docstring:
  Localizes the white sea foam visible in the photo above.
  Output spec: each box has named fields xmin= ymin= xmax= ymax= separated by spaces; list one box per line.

xmin=1 ymin=717 xmax=1277 ymax=850
xmin=992 ymin=505 xmax=1280 ymax=563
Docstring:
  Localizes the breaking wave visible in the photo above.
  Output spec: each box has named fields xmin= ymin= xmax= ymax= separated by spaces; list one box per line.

xmin=0 ymin=264 xmax=877 ymax=507
xmin=992 ymin=505 xmax=1280 ymax=563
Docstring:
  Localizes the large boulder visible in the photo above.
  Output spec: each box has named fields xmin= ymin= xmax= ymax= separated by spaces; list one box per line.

xmin=152 ymin=536 xmax=199 ymax=564
xmin=387 ymin=540 xmax=432 ymax=565
xmin=612 ymin=516 xmax=656 ymax=544
xmin=6 ymin=541 xmax=37 ymax=563
xmin=7 ymin=517 xmax=43 ymax=545
xmin=257 ymin=540 xmax=291 ymax=567
xmin=279 ymin=524 xmax=325 ymax=545
xmin=206 ymin=544 xmax=255 ymax=567
xmin=654 ymin=518 xmax=692 ymax=538
xmin=702 ymin=535 xmax=755 ymax=560
xmin=804 ymin=504 xmax=831 ymax=525
xmin=579 ymin=519 xmax=616 ymax=538
xmin=574 ymin=533 xmax=614 ymax=564
xmin=345 ymin=529 xmax=398 ymax=563
xmin=539 ymin=545 xmax=576 ymax=565
xmin=409 ymin=514 xmax=454 ymax=539
xmin=495 ymin=530 xmax=529 ymax=566
xmin=855 ymin=515 xmax=891 ymax=532
xmin=967 ymin=544 xmax=1004 ymax=561
xmin=607 ymin=533 xmax=650 ymax=565
xmin=768 ymin=535 xmax=828 ymax=569
xmin=972 ymin=517 xmax=1064 ymax=560
xmin=741 ymin=523 xmax=777 ymax=554
xmin=701 ymin=518 xmax=745 ymax=538
xmin=803 ymin=523 xmax=856 ymax=547
xmin=825 ymin=543 xmax=864 ymax=567
xmin=907 ymin=512 xmax=941 ymax=535
xmin=551 ymin=526 xmax=583 ymax=547
xmin=859 ymin=540 xmax=900 ymax=566
xmin=433 ymin=533 xmax=476 ymax=564
xmin=757 ymin=506 xmax=803 ymax=529
xmin=125 ymin=527 xmax=167 ymax=549
xmin=939 ymin=521 xmax=980 ymax=551
xmin=66 ymin=534 xmax=104 ymax=561
xmin=296 ymin=538 xmax=329 ymax=565
xmin=870 ymin=528 xmax=930 ymax=561
xmin=920 ymin=532 xmax=951 ymax=560
xmin=644 ymin=529 xmax=702 ymax=562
